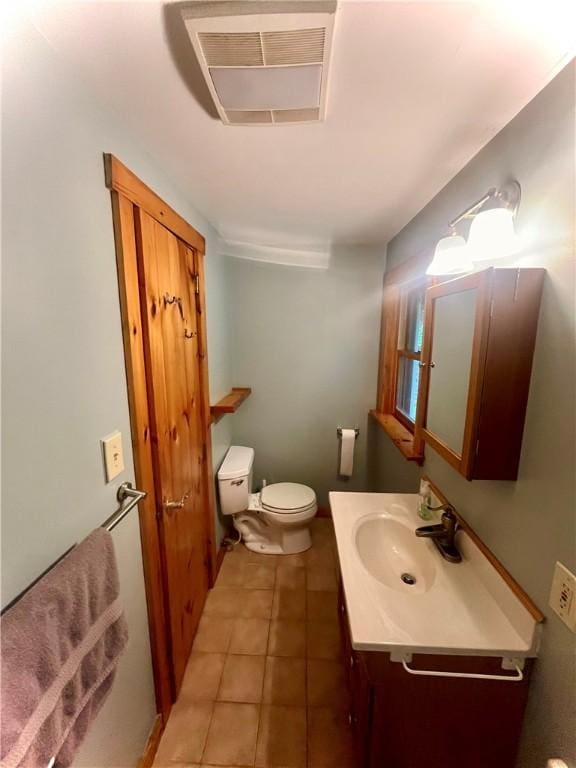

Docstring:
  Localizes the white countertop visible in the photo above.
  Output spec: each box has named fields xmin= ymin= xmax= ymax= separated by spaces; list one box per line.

xmin=330 ymin=492 xmax=540 ymax=659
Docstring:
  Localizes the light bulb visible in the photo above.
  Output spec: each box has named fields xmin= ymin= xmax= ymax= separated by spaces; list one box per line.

xmin=426 ymin=234 xmax=473 ymax=276
xmin=468 ymin=208 xmax=520 ymax=262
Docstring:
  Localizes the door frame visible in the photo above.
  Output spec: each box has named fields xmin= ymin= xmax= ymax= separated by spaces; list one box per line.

xmin=104 ymin=154 xmax=218 ymax=720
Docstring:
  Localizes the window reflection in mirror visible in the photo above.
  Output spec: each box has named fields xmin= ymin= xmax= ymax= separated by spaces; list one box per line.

xmin=426 ymin=288 xmax=477 ymax=454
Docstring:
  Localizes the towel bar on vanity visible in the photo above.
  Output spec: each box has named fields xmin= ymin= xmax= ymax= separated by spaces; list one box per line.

xmin=400 ymin=656 xmax=524 ymax=682
xmin=101 ymin=482 xmax=147 ymax=532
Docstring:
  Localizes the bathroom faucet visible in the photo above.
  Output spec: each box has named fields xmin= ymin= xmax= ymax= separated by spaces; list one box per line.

xmin=415 ymin=507 xmax=462 ymax=563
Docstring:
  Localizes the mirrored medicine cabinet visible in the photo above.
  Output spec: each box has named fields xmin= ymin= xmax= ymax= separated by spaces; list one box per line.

xmin=414 ymin=267 xmax=545 ymax=480
xmin=373 ymin=265 xmax=546 ymax=480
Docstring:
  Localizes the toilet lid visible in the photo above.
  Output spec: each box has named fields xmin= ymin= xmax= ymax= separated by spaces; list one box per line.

xmin=261 ymin=482 xmax=316 ymax=512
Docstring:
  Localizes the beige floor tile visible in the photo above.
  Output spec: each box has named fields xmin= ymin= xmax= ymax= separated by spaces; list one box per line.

xmin=153 ymin=700 xmax=212 ymax=765
xmin=153 ymin=763 xmax=200 ymax=768
xmin=305 ymin=547 xmax=336 ymax=570
xmin=192 ymin=615 xmax=234 ymax=653
xmin=306 ymin=591 xmax=339 ymax=624
xmin=279 ymin=552 xmax=307 ymax=567
xmin=179 ymin=652 xmax=226 ymax=702
xmin=229 ymin=618 xmax=270 ymax=655
xmin=272 ymin=589 xmax=307 ymax=620
xmin=239 ymin=589 xmax=274 ymax=618
xmin=217 ymin=654 xmax=265 ymax=703
xmin=255 ymin=705 xmax=307 ymax=768
xmin=307 ymin=622 xmax=342 ymax=660
xmin=202 ymin=701 xmax=260 ymax=766
xmin=215 ymin=557 xmax=245 ymax=588
xmin=228 ymin=545 xmax=279 ymax=566
xmin=307 ymin=707 xmax=355 ymax=767
xmin=306 ymin=566 xmax=338 ymax=592
xmin=268 ymin=619 xmax=306 ymax=658
xmin=276 ymin=565 xmax=307 ymax=590
xmin=243 ymin=562 xmax=276 ymax=589
xmin=307 ymin=660 xmax=349 ymax=709
xmin=263 ymin=656 xmax=306 ymax=705
xmin=204 ymin=588 xmax=244 ymax=618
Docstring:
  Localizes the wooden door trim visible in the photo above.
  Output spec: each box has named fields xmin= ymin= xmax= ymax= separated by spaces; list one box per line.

xmin=110 ymin=191 xmax=173 ymax=718
xmin=188 ymin=242 xmax=219 ymax=585
xmin=106 ymin=156 xmax=218 ymax=717
xmin=105 ymin=154 xmax=205 ymax=254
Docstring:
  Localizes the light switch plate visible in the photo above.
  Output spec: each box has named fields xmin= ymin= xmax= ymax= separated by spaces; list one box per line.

xmin=549 ymin=561 xmax=576 ymax=632
xmin=101 ymin=431 xmax=124 ymax=482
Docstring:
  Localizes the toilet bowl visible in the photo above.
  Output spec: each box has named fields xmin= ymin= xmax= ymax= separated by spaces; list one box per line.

xmin=217 ymin=446 xmax=317 ymax=555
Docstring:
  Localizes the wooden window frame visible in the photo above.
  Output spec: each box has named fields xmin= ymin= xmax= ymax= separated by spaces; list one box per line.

xmin=371 ymin=254 xmax=432 ymax=464
xmin=392 ymin=279 xmax=426 ymax=433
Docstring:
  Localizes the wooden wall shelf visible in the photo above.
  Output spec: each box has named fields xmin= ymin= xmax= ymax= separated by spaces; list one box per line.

xmin=210 ymin=388 xmax=251 ymax=424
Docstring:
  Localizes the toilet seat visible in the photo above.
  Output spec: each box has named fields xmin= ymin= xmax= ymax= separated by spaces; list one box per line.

xmin=261 ymin=482 xmax=316 ymax=514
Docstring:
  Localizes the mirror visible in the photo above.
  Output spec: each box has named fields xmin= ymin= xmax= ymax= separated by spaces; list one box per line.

xmin=426 ymin=288 xmax=477 ymax=455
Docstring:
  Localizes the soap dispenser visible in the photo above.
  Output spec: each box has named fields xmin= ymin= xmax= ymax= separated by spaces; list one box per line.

xmin=418 ymin=479 xmax=433 ymax=520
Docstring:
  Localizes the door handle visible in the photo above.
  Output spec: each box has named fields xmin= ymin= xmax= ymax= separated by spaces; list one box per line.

xmin=163 ymin=491 xmax=190 ymax=511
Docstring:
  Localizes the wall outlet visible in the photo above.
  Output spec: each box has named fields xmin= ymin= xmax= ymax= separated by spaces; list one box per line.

xmin=101 ymin=431 xmax=124 ymax=482
xmin=549 ymin=561 xmax=576 ymax=632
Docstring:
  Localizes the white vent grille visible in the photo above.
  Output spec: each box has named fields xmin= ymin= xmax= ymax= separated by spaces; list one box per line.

xmin=226 ymin=110 xmax=272 ymax=124
xmin=182 ymin=2 xmax=336 ymax=126
xmin=199 ymin=32 xmax=263 ymax=66
xmin=262 ymin=29 xmax=325 ymax=65
xmin=199 ymin=28 xmax=324 ymax=67
xmin=273 ymin=108 xmax=320 ymax=123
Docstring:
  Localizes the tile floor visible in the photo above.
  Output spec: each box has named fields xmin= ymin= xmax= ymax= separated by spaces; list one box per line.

xmin=153 ymin=518 xmax=355 ymax=768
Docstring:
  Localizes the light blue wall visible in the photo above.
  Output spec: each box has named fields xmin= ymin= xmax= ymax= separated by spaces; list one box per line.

xmin=226 ymin=246 xmax=385 ymax=509
xmin=373 ymin=62 xmax=576 ymax=767
xmin=1 ymin=16 xmax=232 ymax=766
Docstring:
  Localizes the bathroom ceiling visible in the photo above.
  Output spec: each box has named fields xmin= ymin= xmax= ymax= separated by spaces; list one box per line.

xmin=31 ymin=0 xmax=575 ymax=251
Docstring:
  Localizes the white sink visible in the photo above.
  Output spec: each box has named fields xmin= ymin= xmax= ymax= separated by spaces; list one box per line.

xmin=330 ymin=492 xmax=540 ymax=658
xmin=354 ymin=514 xmax=436 ymax=594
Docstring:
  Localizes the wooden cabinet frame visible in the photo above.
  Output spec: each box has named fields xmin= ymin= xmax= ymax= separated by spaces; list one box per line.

xmin=415 ymin=267 xmax=545 ymax=480
xmin=415 ymin=270 xmax=491 ymax=476
xmin=104 ymin=154 xmax=218 ymax=724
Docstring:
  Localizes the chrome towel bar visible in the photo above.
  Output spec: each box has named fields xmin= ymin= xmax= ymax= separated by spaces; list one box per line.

xmin=101 ymin=482 xmax=147 ymax=532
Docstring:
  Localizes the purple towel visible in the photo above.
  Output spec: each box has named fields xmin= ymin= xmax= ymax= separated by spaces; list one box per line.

xmin=1 ymin=529 xmax=128 ymax=768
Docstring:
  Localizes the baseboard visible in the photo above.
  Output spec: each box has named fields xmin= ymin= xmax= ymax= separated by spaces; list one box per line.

xmin=316 ymin=506 xmax=331 ymax=518
xmin=137 ymin=714 xmax=164 ymax=768
xmin=213 ymin=543 xmax=227 ymax=583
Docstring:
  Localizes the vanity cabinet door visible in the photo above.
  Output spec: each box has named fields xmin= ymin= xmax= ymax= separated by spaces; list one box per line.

xmin=416 ymin=267 xmax=544 ymax=480
xmin=338 ymin=582 xmax=371 ymax=768
xmin=348 ymin=652 xmax=371 ymax=768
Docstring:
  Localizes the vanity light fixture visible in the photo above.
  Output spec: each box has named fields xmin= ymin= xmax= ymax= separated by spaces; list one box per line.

xmin=427 ymin=180 xmax=522 ymax=275
xmin=467 ymin=206 xmax=520 ymax=261
xmin=426 ymin=229 xmax=473 ymax=276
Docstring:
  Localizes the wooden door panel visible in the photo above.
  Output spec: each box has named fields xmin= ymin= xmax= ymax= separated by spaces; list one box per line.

xmin=136 ymin=209 xmax=209 ymax=692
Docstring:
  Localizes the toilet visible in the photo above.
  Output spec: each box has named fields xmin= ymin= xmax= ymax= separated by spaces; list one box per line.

xmin=217 ymin=445 xmax=317 ymax=555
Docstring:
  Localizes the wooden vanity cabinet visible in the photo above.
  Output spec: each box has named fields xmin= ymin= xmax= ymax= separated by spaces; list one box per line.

xmin=415 ymin=267 xmax=545 ymax=480
xmin=338 ymin=583 xmax=533 ymax=768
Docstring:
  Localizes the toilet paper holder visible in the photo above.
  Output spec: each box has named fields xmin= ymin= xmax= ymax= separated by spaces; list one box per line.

xmin=337 ymin=428 xmax=359 ymax=439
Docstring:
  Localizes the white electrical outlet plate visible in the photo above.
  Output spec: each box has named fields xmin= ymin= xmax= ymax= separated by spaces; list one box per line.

xmin=549 ymin=561 xmax=576 ymax=632
xmin=101 ymin=431 xmax=124 ymax=482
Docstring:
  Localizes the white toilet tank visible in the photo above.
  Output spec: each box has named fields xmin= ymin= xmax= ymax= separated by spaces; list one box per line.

xmin=217 ymin=446 xmax=254 ymax=515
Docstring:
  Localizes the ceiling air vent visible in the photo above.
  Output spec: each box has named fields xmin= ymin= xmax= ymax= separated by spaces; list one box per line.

xmin=181 ymin=1 xmax=337 ymax=126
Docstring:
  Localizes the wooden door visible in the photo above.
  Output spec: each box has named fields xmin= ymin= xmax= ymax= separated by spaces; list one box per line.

xmin=136 ymin=208 xmax=210 ymax=692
